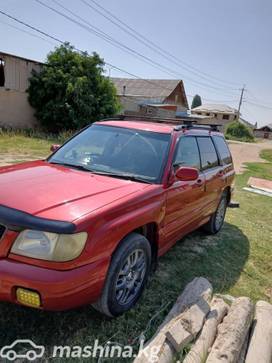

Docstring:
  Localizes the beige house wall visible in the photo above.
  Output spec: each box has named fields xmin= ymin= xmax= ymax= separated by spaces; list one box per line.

xmin=0 ymin=89 xmax=37 ymax=128
xmin=191 ymin=110 xmax=237 ymax=130
xmin=0 ymin=52 xmax=42 ymax=128
xmin=254 ymin=130 xmax=272 ymax=139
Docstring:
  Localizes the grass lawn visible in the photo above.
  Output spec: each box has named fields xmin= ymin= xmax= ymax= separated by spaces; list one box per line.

xmin=0 ymin=132 xmax=58 ymax=158
xmin=0 ymin=139 xmax=271 ymax=362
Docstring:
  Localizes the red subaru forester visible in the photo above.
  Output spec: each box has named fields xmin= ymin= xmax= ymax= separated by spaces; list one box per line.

xmin=0 ymin=118 xmax=234 ymax=316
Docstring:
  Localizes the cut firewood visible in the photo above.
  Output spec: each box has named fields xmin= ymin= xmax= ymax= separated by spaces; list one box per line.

xmin=245 ymin=300 xmax=272 ymax=363
xmin=134 ymin=277 xmax=212 ymax=363
xmin=165 ymin=297 xmax=210 ymax=352
xmin=183 ymin=297 xmax=229 ymax=363
xmin=206 ymin=297 xmax=254 ymax=363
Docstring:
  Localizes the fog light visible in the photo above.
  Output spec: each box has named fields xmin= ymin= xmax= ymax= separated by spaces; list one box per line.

xmin=16 ymin=288 xmax=41 ymax=308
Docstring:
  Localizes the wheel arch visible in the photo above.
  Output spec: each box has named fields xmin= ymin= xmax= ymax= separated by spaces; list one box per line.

xmin=109 ymin=222 xmax=159 ymax=271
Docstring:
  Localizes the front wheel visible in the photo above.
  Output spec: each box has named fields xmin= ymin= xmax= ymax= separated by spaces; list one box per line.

xmin=203 ymin=192 xmax=228 ymax=234
xmin=92 ymin=233 xmax=151 ymax=317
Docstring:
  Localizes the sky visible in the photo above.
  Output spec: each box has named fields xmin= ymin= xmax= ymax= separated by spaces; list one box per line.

xmin=0 ymin=0 xmax=272 ymax=126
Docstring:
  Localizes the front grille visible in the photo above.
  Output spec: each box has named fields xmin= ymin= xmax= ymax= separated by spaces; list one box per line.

xmin=0 ymin=224 xmax=6 ymax=239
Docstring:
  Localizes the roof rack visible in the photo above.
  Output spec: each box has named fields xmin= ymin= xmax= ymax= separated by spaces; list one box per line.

xmin=100 ymin=114 xmax=181 ymax=124
xmin=100 ymin=115 xmax=221 ymax=132
xmin=173 ymin=122 xmax=221 ymax=132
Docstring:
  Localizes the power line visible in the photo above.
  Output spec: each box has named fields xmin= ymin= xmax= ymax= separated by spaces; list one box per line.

xmin=34 ymin=0 xmax=240 ymax=94
xmin=0 ymin=18 xmax=55 ymax=45
xmin=0 ymin=8 xmax=177 ymax=94
xmin=0 ymin=7 xmax=244 ymax=105
xmin=245 ymin=100 xmax=272 ymax=111
xmin=82 ymin=0 xmax=240 ymax=88
xmin=34 ymin=0 xmax=182 ymax=79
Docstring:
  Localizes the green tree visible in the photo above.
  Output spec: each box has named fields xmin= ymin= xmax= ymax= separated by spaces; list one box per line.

xmin=28 ymin=44 xmax=120 ymax=133
xmin=225 ymin=121 xmax=254 ymax=142
xmin=191 ymin=94 xmax=202 ymax=109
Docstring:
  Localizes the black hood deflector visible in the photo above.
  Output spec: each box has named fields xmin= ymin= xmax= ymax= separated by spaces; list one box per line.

xmin=0 ymin=205 xmax=76 ymax=234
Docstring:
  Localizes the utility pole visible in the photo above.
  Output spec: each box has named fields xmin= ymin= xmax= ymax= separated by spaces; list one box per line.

xmin=237 ymin=85 xmax=245 ymax=121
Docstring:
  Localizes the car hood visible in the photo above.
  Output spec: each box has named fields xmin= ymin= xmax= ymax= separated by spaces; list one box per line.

xmin=0 ymin=161 xmax=149 ymax=222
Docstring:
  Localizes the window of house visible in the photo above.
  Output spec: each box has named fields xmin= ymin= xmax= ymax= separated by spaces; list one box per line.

xmin=213 ymin=136 xmax=232 ymax=165
xmin=214 ymin=113 xmax=218 ymax=118
xmin=197 ymin=137 xmax=219 ymax=170
xmin=0 ymin=59 xmax=5 ymax=87
xmin=206 ymin=113 xmax=210 ymax=116
xmin=173 ymin=136 xmax=200 ymax=169
xmin=222 ymin=114 xmax=229 ymax=120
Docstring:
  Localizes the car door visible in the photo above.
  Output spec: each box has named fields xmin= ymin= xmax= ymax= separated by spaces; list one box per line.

xmin=196 ymin=136 xmax=225 ymax=218
xmin=163 ymin=135 xmax=207 ymax=245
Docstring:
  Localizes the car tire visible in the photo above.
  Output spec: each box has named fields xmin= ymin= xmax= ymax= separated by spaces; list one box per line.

xmin=92 ymin=233 xmax=151 ymax=317
xmin=203 ymin=191 xmax=228 ymax=234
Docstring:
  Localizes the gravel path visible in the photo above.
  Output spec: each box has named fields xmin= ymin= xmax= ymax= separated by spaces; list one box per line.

xmin=228 ymin=140 xmax=272 ymax=173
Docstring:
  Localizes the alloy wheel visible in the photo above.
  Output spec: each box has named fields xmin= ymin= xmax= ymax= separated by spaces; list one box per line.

xmin=115 ymin=249 xmax=147 ymax=305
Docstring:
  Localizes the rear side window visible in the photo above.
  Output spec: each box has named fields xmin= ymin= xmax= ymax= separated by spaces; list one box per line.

xmin=213 ymin=136 xmax=232 ymax=165
xmin=197 ymin=137 xmax=219 ymax=170
xmin=173 ymin=136 xmax=200 ymax=169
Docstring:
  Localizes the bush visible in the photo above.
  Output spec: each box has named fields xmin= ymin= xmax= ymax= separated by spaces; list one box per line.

xmin=28 ymin=43 xmax=120 ymax=133
xmin=225 ymin=121 xmax=254 ymax=142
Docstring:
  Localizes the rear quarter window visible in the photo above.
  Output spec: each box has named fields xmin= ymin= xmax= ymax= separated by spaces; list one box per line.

xmin=213 ymin=136 xmax=232 ymax=165
xmin=197 ymin=137 xmax=219 ymax=170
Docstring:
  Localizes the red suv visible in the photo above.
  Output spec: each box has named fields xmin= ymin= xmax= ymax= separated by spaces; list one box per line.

xmin=0 ymin=119 xmax=234 ymax=316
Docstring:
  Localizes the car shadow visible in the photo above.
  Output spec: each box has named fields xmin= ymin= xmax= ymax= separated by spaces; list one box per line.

xmin=0 ymin=222 xmax=249 ymax=360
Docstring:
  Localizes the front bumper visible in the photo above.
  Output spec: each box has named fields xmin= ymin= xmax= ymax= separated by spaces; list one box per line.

xmin=0 ymin=257 xmax=109 ymax=310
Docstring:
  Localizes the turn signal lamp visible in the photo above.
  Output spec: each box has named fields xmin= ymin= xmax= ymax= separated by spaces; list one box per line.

xmin=16 ymin=288 xmax=41 ymax=308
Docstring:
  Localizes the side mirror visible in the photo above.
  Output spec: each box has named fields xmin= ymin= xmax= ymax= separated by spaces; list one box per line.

xmin=50 ymin=144 xmax=61 ymax=153
xmin=175 ymin=166 xmax=199 ymax=181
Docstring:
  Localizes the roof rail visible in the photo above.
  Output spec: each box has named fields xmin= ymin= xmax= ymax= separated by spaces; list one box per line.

xmin=174 ymin=122 xmax=221 ymax=132
xmin=100 ymin=115 xmax=221 ymax=131
xmin=100 ymin=114 xmax=181 ymax=124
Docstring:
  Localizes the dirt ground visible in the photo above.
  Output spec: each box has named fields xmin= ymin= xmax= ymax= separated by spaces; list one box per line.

xmin=0 ymin=139 xmax=271 ymax=172
xmin=228 ymin=140 xmax=272 ymax=173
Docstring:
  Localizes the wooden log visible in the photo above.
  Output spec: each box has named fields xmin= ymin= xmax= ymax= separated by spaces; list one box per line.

xmin=183 ymin=297 xmax=229 ymax=363
xmin=206 ymin=297 xmax=254 ymax=363
xmin=165 ymin=297 xmax=210 ymax=351
xmin=245 ymin=300 xmax=272 ymax=363
xmin=134 ymin=277 xmax=212 ymax=363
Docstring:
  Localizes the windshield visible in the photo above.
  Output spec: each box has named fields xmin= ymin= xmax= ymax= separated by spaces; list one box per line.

xmin=48 ymin=125 xmax=170 ymax=183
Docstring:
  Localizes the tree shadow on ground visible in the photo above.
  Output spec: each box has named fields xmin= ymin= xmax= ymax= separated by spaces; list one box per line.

xmin=0 ymin=222 xmax=249 ymax=361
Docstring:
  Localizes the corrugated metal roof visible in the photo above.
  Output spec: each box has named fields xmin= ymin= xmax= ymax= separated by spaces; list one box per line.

xmin=0 ymin=51 xmax=43 ymax=65
xmin=192 ymin=103 xmax=238 ymax=114
xmin=110 ymin=77 xmax=182 ymax=98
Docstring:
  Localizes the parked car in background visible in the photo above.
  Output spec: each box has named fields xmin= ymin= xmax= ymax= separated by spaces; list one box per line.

xmin=0 ymin=118 xmax=235 ymax=316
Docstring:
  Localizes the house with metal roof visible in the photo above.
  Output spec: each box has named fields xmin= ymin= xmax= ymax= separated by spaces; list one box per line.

xmin=191 ymin=103 xmax=255 ymax=130
xmin=110 ymin=78 xmax=189 ymax=117
xmin=254 ymin=123 xmax=272 ymax=139
xmin=191 ymin=103 xmax=238 ymax=124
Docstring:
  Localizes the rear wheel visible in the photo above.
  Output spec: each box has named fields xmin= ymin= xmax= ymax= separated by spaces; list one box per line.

xmin=92 ymin=233 xmax=151 ymax=317
xmin=204 ymin=192 xmax=228 ymax=234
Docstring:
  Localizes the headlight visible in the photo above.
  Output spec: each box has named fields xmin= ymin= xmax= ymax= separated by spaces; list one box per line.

xmin=11 ymin=230 xmax=88 ymax=262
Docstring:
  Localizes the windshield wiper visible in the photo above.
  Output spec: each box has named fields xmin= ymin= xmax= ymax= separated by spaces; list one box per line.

xmin=49 ymin=161 xmax=93 ymax=172
xmin=49 ymin=162 xmax=153 ymax=183
xmin=90 ymin=171 xmax=153 ymax=184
